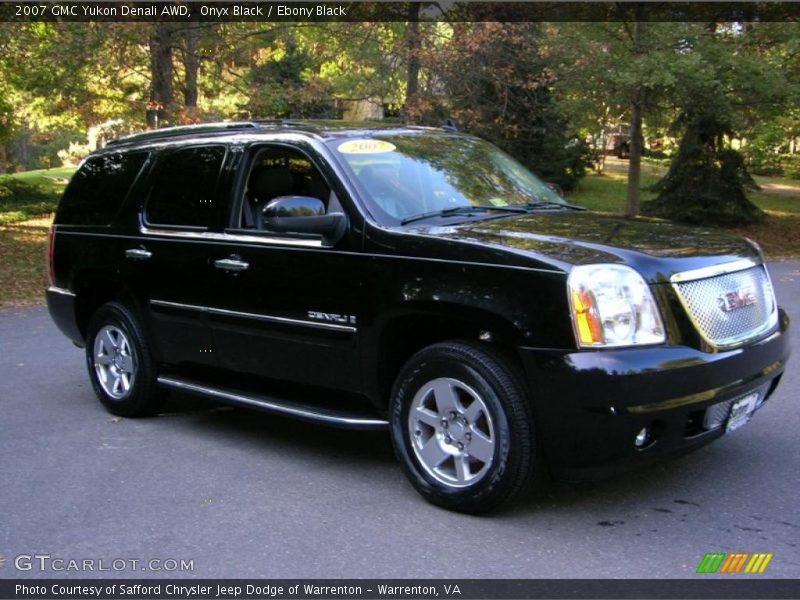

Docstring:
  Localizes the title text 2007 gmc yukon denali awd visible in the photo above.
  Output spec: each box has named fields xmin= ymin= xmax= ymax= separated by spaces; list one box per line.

xmin=47 ymin=121 xmax=790 ymax=512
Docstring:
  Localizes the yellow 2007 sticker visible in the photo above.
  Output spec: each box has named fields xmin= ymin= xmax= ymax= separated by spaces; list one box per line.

xmin=338 ymin=139 xmax=397 ymax=154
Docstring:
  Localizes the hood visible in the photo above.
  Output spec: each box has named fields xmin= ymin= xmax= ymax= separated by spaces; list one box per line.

xmin=421 ymin=211 xmax=760 ymax=283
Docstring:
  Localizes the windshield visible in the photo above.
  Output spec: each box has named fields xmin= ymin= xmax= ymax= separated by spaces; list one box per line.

xmin=329 ymin=134 xmax=565 ymax=224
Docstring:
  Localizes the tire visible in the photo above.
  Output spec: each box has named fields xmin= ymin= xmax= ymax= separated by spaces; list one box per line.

xmin=390 ymin=341 xmax=536 ymax=513
xmin=85 ymin=301 xmax=164 ymax=417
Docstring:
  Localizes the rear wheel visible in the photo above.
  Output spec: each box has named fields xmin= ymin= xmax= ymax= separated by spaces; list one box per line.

xmin=86 ymin=302 xmax=164 ymax=417
xmin=390 ymin=341 xmax=536 ymax=513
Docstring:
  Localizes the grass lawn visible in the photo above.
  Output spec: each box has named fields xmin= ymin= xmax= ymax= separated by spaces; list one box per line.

xmin=1 ymin=163 xmax=799 ymax=307
xmin=0 ymin=166 xmax=75 ymax=226
xmin=7 ymin=166 xmax=76 ymax=187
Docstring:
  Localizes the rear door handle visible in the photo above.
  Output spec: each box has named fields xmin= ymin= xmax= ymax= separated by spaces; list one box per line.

xmin=214 ymin=258 xmax=249 ymax=272
xmin=125 ymin=248 xmax=152 ymax=260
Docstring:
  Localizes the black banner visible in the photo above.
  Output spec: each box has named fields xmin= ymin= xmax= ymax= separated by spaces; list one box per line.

xmin=2 ymin=1 xmax=800 ymax=23
xmin=2 ymin=579 xmax=800 ymax=600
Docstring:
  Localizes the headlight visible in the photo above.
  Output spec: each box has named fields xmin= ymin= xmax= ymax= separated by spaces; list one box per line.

xmin=568 ymin=264 xmax=665 ymax=348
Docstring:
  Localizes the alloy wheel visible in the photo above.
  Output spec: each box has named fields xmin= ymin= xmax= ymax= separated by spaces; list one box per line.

xmin=92 ymin=325 xmax=136 ymax=399
xmin=407 ymin=377 xmax=496 ymax=488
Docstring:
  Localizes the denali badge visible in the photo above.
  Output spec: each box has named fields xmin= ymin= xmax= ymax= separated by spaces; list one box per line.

xmin=718 ymin=286 xmax=757 ymax=312
xmin=307 ymin=311 xmax=357 ymax=325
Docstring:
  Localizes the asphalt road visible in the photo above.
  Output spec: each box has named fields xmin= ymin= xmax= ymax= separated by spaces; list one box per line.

xmin=1 ymin=262 xmax=799 ymax=580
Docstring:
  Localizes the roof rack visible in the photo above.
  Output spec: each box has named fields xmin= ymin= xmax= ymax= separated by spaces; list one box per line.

xmin=106 ymin=121 xmax=265 ymax=147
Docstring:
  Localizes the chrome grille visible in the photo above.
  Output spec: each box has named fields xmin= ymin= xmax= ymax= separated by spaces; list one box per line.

xmin=672 ymin=263 xmax=778 ymax=348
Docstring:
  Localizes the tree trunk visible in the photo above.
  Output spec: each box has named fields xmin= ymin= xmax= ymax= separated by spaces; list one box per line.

xmin=183 ymin=18 xmax=200 ymax=123
xmin=147 ymin=23 xmax=174 ymax=128
xmin=625 ymin=19 xmax=645 ymax=217
xmin=17 ymin=124 xmax=30 ymax=171
xmin=404 ymin=3 xmax=421 ymax=124
xmin=626 ymin=91 xmax=644 ymax=217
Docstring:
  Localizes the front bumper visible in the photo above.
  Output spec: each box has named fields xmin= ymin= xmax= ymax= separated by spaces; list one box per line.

xmin=518 ymin=309 xmax=790 ymax=479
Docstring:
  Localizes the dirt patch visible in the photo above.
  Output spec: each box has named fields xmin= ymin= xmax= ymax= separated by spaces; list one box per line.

xmin=729 ymin=214 xmax=800 ymax=260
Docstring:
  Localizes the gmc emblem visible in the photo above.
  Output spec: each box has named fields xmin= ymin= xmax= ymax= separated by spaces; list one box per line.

xmin=718 ymin=286 xmax=757 ymax=312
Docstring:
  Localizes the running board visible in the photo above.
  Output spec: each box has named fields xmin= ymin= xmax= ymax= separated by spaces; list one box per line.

xmin=157 ymin=376 xmax=388 ymax=430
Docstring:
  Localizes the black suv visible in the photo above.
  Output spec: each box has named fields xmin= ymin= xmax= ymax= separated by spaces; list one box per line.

xmin=47 ymin=121 xmax=790 ymax=513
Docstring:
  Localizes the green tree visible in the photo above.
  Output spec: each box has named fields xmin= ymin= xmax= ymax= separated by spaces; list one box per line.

xmin=548 ymin=20 xmax=698 ymax=212
xmin=430 ymin=22 xmax=590 ymax=190
xmin=642 ymin=22 xmax=794 ymax=225
xmin=245 ymin=31 xmax=334 ymax=118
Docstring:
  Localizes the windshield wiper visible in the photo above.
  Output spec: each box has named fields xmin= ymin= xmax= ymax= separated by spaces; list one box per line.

xmin=400 ymin=205 xmax=528 ymax=225
xmin=525 ymin=200 xmax=586 ymax=211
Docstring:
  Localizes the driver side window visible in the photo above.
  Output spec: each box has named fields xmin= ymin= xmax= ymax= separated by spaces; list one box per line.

xmin=239 ymin=146 xmax=339 ymax=230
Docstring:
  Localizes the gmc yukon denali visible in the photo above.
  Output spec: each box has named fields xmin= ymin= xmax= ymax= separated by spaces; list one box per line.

xmin=46 ymin=121 xmax=790 ymax=512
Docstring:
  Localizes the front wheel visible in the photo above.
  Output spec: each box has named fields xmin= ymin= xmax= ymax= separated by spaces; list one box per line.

xmin=390 ymin=341 xmax=536 ymax=513
xmin=85 ymin=302 xmax=164 ymax=417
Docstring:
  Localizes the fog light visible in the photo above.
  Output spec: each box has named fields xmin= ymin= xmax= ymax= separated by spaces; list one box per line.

xmin=635 ymin=427 xmax=651 ymax=448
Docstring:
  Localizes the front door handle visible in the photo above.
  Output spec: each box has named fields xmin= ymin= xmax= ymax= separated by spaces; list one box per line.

xmin=214 ymin=257 xmax=249 ymax=272
xmin=125 ymin=247 xmax=152 ymax=260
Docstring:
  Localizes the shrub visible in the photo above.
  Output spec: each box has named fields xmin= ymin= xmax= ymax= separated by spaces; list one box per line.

xmin=0 ymin=178 xmax=55 ymax=203
xmin=0 ymin=177 xmax=60 ymax=223
xmin=643 ymin=111 xmax=764 ymax=227
xmin=747 ymin=153 xmax=800 ymax=179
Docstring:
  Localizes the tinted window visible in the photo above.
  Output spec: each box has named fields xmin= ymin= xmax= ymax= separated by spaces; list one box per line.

xmin=56 ymin=152 xmax=148 ymax=225
xmin=239 ymin=146 xmax=332 ymax=229
xmin=145 ymin=145 xmax=226 ymax=228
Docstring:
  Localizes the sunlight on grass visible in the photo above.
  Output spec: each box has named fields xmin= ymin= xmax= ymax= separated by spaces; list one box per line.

xmin=763 ymin=210 xmax=799 ymax=218
xmin=8 ymin=167 xmax=76 ymax=189
xmin=0 ymin=211 xmax=29 ymax=225
xmin=753 ymin=175 xmax=800 ymax=191
xmin=599 ymin=170 xmax=628 ymax=182
xmin=15 ymin=215 xmax=55 ymax=228
xmin=570 ymin=173 xmax=657 ymax=213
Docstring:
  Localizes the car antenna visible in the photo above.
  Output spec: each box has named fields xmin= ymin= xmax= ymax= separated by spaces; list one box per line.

xmin=442 ymin=118 xmax=458 ymax=132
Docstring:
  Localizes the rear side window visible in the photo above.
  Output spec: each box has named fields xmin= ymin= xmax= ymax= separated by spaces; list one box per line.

xmin=56 ymin=152 xmax=148 ymax=225
xmin=145 ymin=145 xmax=226 ymax=229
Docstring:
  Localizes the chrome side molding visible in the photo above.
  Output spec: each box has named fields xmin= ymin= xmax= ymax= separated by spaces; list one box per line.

xmin=157 ymin=376 xmax=388 ymax=430
xmin=150 ymin=299 xmax=357 ymax=333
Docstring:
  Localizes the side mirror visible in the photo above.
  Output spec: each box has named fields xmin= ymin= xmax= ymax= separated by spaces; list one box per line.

xmin=263 ymin=196 xmax=347 ymax=245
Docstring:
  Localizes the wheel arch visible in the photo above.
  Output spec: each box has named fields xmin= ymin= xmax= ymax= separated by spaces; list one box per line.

xmin=365 ymin=302 xmax=528 ymax=411
xmin=73 ymin=274 xmax=145 ymax=342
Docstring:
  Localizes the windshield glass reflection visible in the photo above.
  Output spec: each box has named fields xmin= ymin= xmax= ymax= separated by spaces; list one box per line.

xmin=330 ymin=134 xmax=564 ymax=224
